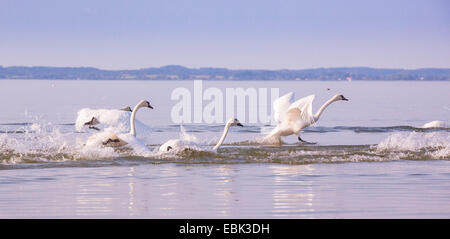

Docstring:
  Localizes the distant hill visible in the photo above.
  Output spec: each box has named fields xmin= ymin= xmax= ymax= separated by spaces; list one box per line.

xmin=0 ymin=65 xmax=449 ymax=81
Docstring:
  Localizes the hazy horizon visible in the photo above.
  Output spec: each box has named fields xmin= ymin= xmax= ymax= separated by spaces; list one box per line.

xmin=1 ymin=0 xmax=449 ymax=70
xmin=1 ymin=64 xmax=450 ymax=71
xmin=0 ymin=64 xmax=450 ymax=71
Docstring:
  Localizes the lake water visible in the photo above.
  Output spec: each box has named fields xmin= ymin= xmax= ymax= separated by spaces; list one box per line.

xmin=0 ymin=79 xmax=449 ymax=218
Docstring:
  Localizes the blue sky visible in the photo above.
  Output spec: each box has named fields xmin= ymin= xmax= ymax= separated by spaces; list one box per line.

xmin=1 ymin=0 xmax=449 ymax=69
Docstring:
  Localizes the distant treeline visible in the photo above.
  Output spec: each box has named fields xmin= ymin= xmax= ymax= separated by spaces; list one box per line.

xmin=0 ymin=65 xmax=449 ymax=81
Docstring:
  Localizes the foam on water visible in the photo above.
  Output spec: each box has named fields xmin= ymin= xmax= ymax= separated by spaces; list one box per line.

xmin=1 ymin=116 xmax=449 ymax=167
xmin=158 ymin=126 xmax=212 ymax=153
xmin=421 ymin=120 xmax=448 ymax=129
xmin=0 ymin=121 xmax=120 ymax=165
xmin=179 ymin=125 xmax=200 ymax=143
xmin=376 ymin=131 xmax=450 ymax=159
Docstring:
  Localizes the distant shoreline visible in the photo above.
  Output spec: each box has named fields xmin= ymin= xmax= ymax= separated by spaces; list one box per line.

xmin=1 ymin=65 xmax=449 ymax=81
xmin=1 ymin=78 xmax=449 ymax=82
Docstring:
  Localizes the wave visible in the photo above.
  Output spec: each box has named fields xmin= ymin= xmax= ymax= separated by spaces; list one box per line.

xmin=421 ymin=120 xmax=447 ymax=128
xmin=376 ymin=131 xmax=449 ymax=160
xmin=3 ymin=142 xmax=446 ymax=169
xmin=1 ymin=120 xmax=448 ymax=169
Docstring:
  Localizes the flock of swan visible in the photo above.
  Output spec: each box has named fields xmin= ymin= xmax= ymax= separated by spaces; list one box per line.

xmin=77 ymin=91 xmax=448 ymax=155
xmin=76 ymin=93 xmax=352 ymax=154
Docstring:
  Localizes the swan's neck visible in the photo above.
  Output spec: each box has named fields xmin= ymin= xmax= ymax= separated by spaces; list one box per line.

xmin=129 ymin=105 xmax=140 ymax=136
xmin=213 ymin=123 xmax=231 ymax=150
xmin=313 ymin=97 xmax=337 ymax=122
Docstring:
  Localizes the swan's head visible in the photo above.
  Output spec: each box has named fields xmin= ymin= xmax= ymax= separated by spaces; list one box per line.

xmin=227 ymin=118 xmax=244 ymax=127
xmin=137 ymin=100 xmax=154 ymax=109
xmin=334 ymin=94 xmax=348 ymax=101
xmin=120 ymin=106 xmax=132 ymax=112
xmin=84 ymin=117 xmax=99 ymax=126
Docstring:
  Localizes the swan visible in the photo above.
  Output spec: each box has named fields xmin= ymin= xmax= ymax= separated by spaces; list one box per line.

xmin=159 ymin=118 xmax=243 ymax=152
xmin=75 ymin=105 xmax=150 ymax=133
xmin=86 ymin=100 xmax=153 ymax=149
xmin=265 ymin=93 xmax=348 ymax=143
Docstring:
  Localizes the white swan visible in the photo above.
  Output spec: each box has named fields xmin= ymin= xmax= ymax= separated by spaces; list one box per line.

xmin=75 ymin=105 xmax=149 ymax=133
xmin=159 ymin=118 xmax=243 ymax=152
xmin=86 ymin=100 xmax=153 ymax=150
xmin=265 ymin=93 xmax=348 ymax=143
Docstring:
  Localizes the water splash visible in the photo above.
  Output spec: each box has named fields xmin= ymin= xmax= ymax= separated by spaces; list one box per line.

xmin=1 ymin=118 xmax=449 ymax=168
xmin=0 ymin=120 xmax=120 ymax=165
xmin=421 ymin=120 xmax=447 ymax=129
xmin=376 ymin=132 xmax=450 ymax=159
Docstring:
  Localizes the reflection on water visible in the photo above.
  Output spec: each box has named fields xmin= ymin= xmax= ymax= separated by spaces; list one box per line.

xmin=212 ymin=165 xmax=234 ymax=217
xmin=128 ymin=167 xmax=136 ymax=217
xmin=1 ymin=161 xmax=450 ymax=218
xmin=0 ymin=80 xmax=449 ymax=218
xmin=270 ymin=165 xmax=315 ymax=218
xmin=74 ymin=169 xmax=115 ymax=217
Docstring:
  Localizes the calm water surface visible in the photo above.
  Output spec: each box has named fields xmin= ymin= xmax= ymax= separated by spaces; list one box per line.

xmin=0 ymin=80 xmax=449 ymax=218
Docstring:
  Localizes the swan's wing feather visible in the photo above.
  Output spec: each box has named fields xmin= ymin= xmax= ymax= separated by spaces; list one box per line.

xmin=285 ymin=108 xmax=302 ymax=123
xmin=103 ymin=134 xmax=128 ymax=147
xmin=284 ymin=94 xmax=315 ymax=125
xmin=76 ymin=108 xmax=128 ymax=131
xmin=273 ymin=92 xmax=294 ymax=122
xmin=75 ymin=108 xmax=151 ymax=135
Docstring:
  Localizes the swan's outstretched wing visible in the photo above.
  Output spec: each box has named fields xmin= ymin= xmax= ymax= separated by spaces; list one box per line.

xmin=284 ymin=94 xmax=315 ymax=126
xmin=76 ymin=108 xmax=129 ymax=131
xmin=273 ymin=92 xmax=294 ymax=123
xmin=75 ymin=108 xmax=151 ymax=135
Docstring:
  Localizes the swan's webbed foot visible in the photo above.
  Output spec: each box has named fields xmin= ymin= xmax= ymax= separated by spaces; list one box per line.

xmin=298 ymin=137 xmax=316 ymax=144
